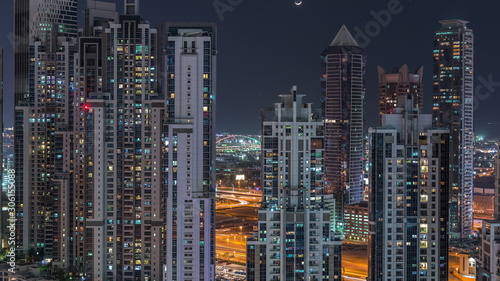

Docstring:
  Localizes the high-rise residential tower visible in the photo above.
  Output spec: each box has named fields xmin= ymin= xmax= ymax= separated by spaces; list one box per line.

xmin=15 ymin=34 xmax=76 ymax=267
xmin=433 ymin=19 xmax=474 ymax=238
xmin=368 ymin=95 xmax=450 ymax=281
xmin=247 ymin=86 xmax=341 ymax=281
xmin=13 ymin=0 xmax=78 ymax=264
xmin=322 ymin=25 xmax=365 ymax=205
xmin=73 ymin=1 xmax=164 ymax=279
xmin=163 ymin=23 xmax=217 ymax=281
xmin=377 ymin=64 xmax=423 ymax=125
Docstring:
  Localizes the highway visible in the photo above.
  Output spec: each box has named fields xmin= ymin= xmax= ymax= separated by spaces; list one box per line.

xmin=215 ymin=187 xmax=463 ymax=280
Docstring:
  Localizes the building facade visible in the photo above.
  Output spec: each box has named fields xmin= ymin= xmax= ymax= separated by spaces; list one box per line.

xmin=478 ymin=144 xmax=500 ymax=280
xmin=433 ymin=19 xmax=474 ymax=238
xmin=343 ymin=202 xmax=369 ymax=244
xmin=247 ymin=86 xmax=341 ymax=281
xmin=369 ymin=95 xmax=450 ymax=281
xmin=73 ymin=1 xmax=164 ymax=279
xmin=13 ymin=0 xmax=78 ymax=265
xmin=15 ymin=34 xmax=76 ymax=267
xmin=377 ymin=64 xmax=423 ymax=125
xmin=163 ymin=23 xmax=217 ymax=281
xmin=478 ymin=220 xmax=500 ymax=281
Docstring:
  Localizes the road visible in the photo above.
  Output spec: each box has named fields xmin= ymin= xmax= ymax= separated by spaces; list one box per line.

xmin=216 ymin=187 xmax=260 ymax=266
xmin=216 ymin=187 xmax=465 ymax=280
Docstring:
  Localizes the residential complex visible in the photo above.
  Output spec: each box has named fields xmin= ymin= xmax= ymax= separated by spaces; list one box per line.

xmin=247 ymin=86 xmax=341 ymax=281
xmin=369 ymin=95 xmax=450 ymax=280
xmin=72 ymin=1 xmax=167 ymax=279
xmin=163 ymin=23 xmax=217 ymax=281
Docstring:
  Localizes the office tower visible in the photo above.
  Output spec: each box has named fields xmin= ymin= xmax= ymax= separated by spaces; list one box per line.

xmin=321 ymin=26 xmax=364 ymax=276
xmin=322 ymin=25 xmax=365 ymax=205
xmin=377 ymin=64 xmax=423 ymax=125
xmin=73 ymin=1 xmax=164 ymax=279
xmin=433 ymin=19 xmax=474 ymax=238
xmin=247 ymin=86 xmax=340 ymax=281
xmin=368 ymin=95 xmax=450 ymax=281
xmin=343 ymin=202 xmax=369 ymax=244
xmin=163 ymin=23 xmax=217 ymax=281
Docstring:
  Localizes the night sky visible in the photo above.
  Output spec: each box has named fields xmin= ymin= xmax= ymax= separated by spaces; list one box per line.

xmin=1 ymin=0 xmax=499 ymax=137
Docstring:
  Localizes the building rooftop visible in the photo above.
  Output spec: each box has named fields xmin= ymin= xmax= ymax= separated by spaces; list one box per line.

xmin=330 ymin=25 xmax=359 ymax=47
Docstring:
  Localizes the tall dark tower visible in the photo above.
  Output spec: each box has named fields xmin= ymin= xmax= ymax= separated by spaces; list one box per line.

xmin=433 ymin=19 xmax=474 ymax=238
xmin=322 ymin=25 xmax=365 ymax=204
xmin=321 ymin=24 xmax=365 ymax=281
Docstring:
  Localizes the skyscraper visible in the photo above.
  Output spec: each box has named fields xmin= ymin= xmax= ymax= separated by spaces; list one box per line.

xmin=377 ymin=64 xmax=423 ymax=125
xmin=73 ymin=1 xmax=164 ymax=279
xmin=322 ymin=25 xmax=365 ymax=205
xmin=368 ymin=95 xmax=450 ymax=281
xmin=163 ymin=22 xmax=217 ymax=281
xmin=13 ymin=0 xmax=78 ymax=265
xmin=247 ymin=86 xmax=341 ymax=281
xmin=14 ymin=6 xmax=78 ymax=271
xmin=433 ymin=19 xmax=474 ymax=238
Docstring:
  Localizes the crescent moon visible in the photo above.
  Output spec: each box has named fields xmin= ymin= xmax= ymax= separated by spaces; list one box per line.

xmin=294 ymin=0 xmax=302 ymax=6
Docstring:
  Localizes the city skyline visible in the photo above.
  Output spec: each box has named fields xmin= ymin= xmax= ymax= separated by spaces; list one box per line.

xmin=2 ymin=0 xmax=500 ymax=280
xmin=1 ymin=1 xmax=500 ymax=136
